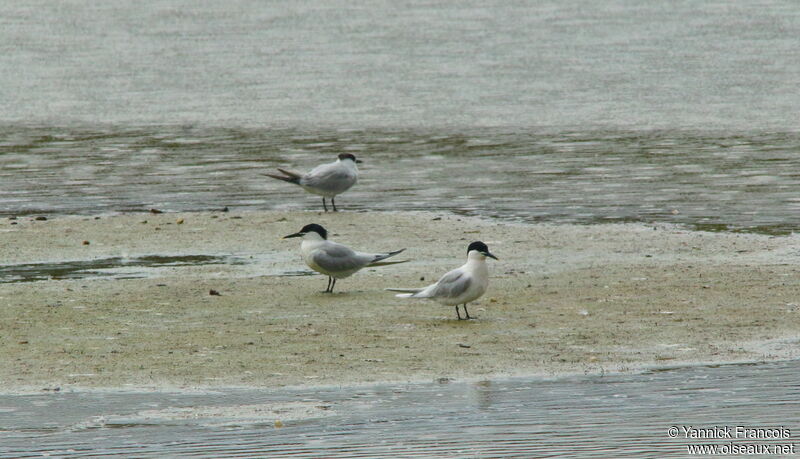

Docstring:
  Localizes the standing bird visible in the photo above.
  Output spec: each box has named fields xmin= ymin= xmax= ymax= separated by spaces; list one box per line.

xmin=283 ymin=223 xmax=407 ymax=293
xmin=387 ymin=241 xmax=498 ymax=320
xmin=264 ymin=153 xmax=361 ymax=212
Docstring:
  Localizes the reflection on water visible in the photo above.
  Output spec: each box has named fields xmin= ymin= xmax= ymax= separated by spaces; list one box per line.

xmin=1 ymin=360 xmax=798 ymax=457
xmin=1 ymin=127 xmax=799 ymax=234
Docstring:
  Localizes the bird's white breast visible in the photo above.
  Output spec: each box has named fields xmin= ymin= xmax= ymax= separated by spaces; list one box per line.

xmin=300 ymin=240 xmax=326 ymax=271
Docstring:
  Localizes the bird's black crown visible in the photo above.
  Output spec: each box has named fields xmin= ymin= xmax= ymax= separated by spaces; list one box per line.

xmin=300 ymin=223 xmax=327 ymax=239
xmin=338 ymin=153 xmax=358 ymax=162
xmin=467 ymin=241 xmax=489 ymax=254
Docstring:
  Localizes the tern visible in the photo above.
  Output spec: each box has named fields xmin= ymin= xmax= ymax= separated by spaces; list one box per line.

xmin=283 ymin=223 xmax=407 ymax=293
xmin=265 ymin=153 xmax=361 ymax=212
xmin=387 ymin=241 xmax=498 ymax=320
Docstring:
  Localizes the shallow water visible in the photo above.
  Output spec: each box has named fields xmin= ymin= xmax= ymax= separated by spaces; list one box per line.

xmin=1 ymin=360 xmax=799 ymax=458
xmin=1 ymin=1 xmax=798 ymax=130
xmin=1 ymin=1 xmax=799 ymax=233
xmin=0 ymin=253 xmax=316 ymax=283
xmin=2 ymin=127 xmax=799 ymax=234
xmin=0 ymin=254 xmax=235 ymax=283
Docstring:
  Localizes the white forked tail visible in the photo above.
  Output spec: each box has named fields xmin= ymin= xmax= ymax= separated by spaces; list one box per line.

xmin=264 ymin=168 xmax=303 ymax=184
xmin=370 ymin=248 xmax=406 ymax=264
xmin=385 ymin=287 xmax=424 ymax=298
xmin=369 ymin=260 xmax=409 ymax=267
xmin=367 ymin=249 xmax=408 ymax=267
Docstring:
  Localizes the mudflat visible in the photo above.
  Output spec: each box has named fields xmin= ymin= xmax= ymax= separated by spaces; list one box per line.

xmin=1 ymin=211 xmax=799 ymax=392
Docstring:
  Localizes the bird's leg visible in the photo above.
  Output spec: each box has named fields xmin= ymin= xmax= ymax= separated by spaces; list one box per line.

xmin=331 ymin=197 xmax=338 ymax=212
xmin=455 ymin=305 xmax=463 ymax=320
xmin=322 ymin=198 xmax=328 ymax=212
xmin=325 ymin=276 xmax=332 ymax=293
xmin=463 ymin=304 xmax=473 ymax=320
xmin=330 ymin=278 xmax=337 ymax=293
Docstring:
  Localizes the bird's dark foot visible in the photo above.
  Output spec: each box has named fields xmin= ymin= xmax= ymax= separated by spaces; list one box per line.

xmin=463 ymin=304 xmax=475 ymax=320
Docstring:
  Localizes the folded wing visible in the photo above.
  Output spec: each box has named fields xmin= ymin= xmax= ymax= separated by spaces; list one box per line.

xmin=426 ymin=269 xmax=471 ymax=299
xmin=390 ymin=269 xmax=471 ymax=299
xmin=302 ymin=163 xmax=356 ymax=194
xmin=311 ymin=243 xmax=371 ymax=273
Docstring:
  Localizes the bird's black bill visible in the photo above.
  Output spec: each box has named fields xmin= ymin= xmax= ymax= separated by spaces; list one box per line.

xmin=355 ymin=159 xmax=363 ymax=164
xmin=483 ymin=251 xmax=499 ymax=260
xmin=283 ymin=232 xmax=305 ymax=239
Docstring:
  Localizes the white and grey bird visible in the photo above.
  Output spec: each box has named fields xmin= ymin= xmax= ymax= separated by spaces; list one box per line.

xmin=265 ymin=153 xmax=361 ymax=212
xmin=283 ymin=223 xmax=407 ymax=293
xmin=387 ymin=241 xmax=498 ymax=320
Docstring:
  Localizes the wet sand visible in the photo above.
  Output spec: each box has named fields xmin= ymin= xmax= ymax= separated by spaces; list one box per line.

xmin=1 ymin=211 xmax=799 ymax=392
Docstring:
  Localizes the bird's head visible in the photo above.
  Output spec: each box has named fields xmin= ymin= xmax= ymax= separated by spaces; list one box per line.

xmin=283 ymin=223 xmax=328 ymax=240
xmin=338 ymin=153 xmax=363 ymax=164
xmin=467 ymin=241 xmax=498 ymax=260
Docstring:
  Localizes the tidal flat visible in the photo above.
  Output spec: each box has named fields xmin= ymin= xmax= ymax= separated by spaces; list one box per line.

xmin=1 ymin=210 xmax=799 ymax=392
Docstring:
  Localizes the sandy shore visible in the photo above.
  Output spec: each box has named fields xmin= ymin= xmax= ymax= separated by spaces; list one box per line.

xmin=1 ymin=210 xmax=799 ymax=392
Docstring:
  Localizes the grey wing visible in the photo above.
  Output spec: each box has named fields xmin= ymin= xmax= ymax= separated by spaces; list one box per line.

xmin=311 ymin=243 xmax=371 ymax=273
xmin=428 ymin=269 xmax=471 ymax=299
xmin=302 ymin=163 xmax=355 ymax=193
